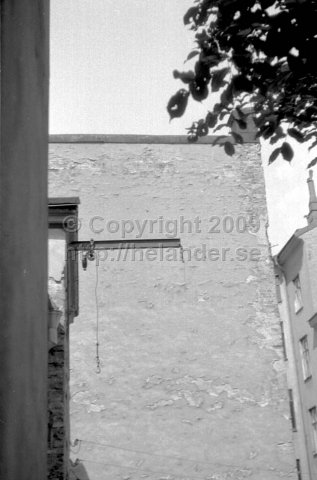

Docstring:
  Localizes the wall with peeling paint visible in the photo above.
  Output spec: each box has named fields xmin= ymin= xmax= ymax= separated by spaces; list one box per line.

xmin=49 ymin=139 xmax=296 ymax=480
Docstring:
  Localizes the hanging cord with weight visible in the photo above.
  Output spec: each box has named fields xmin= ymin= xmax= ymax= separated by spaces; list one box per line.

xmin=95 ymin=260 xmax=101 ymax=374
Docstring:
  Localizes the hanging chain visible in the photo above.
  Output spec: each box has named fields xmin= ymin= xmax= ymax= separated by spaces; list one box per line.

xmin=95 ymin=260 xmax=101 ymax=374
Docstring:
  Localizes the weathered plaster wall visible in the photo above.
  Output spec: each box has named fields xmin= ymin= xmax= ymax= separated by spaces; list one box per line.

xmin=0 ymin=1 xmax=49 ymax=479
xmin=281 ymin=229 xmax=317 ymax=478
xmin=49 ymin=141 xmax=295 ymax=480
xmin=303 ymin=228 xmax=317 ymax=315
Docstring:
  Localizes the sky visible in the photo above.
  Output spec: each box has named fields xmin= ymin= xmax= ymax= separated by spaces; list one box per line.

xmin=50 ymin=0 xmax=316 ymax=253
xmin=50 ymin=0 xmax=205 ymax=135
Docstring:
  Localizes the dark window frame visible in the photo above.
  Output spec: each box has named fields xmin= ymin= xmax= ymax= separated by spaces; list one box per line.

xmin=296 ymin=459 xmax=302 ymax=480
xmin=49 ymin=197 xmax=80 ymax=322
xmin=309 ymin=406 xmax=317 ymax=454
xmin=288 ymin=389 xmax=297 ymax=432
xmin=299 ymin=335 xmax=312 ymax=381
xmin=293 ymin=275 xmax=303 ymax=314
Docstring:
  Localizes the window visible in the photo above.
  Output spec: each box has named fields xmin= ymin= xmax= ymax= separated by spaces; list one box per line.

xmin=296 ymin=459 xmax=302 ymax=480
xmin=293 ymin=275 xmax=303 ymax=313
xmin=309 ymin=407 xmax=317 ymax=454
xmin=288 ymin=389 xmax=297 ymax=431
xmin=49 ymin=198 xmax=80 ymax=323
xmin=299 ymin=336 xmax=311 ymax=380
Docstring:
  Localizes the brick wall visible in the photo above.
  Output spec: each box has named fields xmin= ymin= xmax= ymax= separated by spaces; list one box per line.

xmin=48 ymin=263 xmax=70 ymax=479
xmin=49 ymin=139 xmax=296 ymax=480
xmin=48 ymin=326 xmax=68 ymax=480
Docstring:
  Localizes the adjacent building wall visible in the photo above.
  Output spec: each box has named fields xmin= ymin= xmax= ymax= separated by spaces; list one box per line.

xmin=0 ymin=1 xmax=49 ymax=478
xmin=276 ymin=265 xmax=311 ymax=480
xmin=48 ymin=201 xmax=80 ymax=480
xmin=49 ymin=137 xmax=296 ymax=480
xmin=48 ymin=243 xmax=69 ymax=480
xmin=278 ymin=226 xmax=317 ymax=479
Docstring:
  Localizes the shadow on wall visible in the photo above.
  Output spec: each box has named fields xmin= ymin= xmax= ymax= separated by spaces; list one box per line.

xmin=69 ymin=459 xmax=90 ymax=480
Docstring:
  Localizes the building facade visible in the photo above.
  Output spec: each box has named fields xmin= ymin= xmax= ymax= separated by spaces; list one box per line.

xmin=276 ymin=171 xmax=317 ymax=480
xmin=48 ymin=199 xmax=80 ymax=479
xmin=48 ymin=134 xmax=296 ymax=480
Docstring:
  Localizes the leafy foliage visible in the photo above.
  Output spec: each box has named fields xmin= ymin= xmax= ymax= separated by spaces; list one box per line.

xmin=168 ymin=0 xmax=317 ymax=164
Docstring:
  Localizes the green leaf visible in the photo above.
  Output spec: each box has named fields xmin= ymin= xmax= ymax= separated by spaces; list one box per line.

xmin=167 ymin=90 xmax=189 ymax=119
xmin=185 ymin=50 xmax=199 ymax=63
xmin=173 ymin=0 xmax=317 ymax=162
xmin=224 ymin=141 xmax=235 ymax=156
xmin=184 ymin=6 xmax=199 ymax=25
xmin=219 ymin=109 xmax=229 ymax=121
xmin=258 ymin=123 xmax=276 ymax=140
xmin=213 ymin=103 xmax=222 ymax=114
xmin=307 ymin=157 xmax=317 ymax=168
xmin=287 ymin=128 xmax=305 ymax=143
xmin=309 ymin=140 xmax=317 ymax=151
xmin=268 ymin=147 xmax=281 ymax=164
xmin=261 ymin=0 xmax=277 ymax=7
xmin=211 ymin=68 xmax=230 ymax=92
xmin=173 ymin=70 xmax=195 ymax=84
xmin=237 ymin=28 xmax=252 ymax=37
xmin=231 ymin=131 xmax=244 ymax=144
xmin=220 ymin=85 xmax=233 ymax=107
xmin=270 ymin=127 xmax=286 ymax=144
xmin=232 ymin=75 xmax=254 ymax=94
xmin=197 ymin=121 xmax=209 ymax=137
xmin=195 ymin=29 xmax=208 ymax=42
xmin=280 ymin=142 xmax=294 ymax=162
xmin=189 ymin=80 xmax=209 ymax=101
xmin=206 ymin=112 xmax=217 ymax=128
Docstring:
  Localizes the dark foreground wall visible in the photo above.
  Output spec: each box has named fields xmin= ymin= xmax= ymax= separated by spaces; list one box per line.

xmin=0 ymin=1 xmax=49 ymax=478
xmin=49 ymin=138 xmax=296 ymax=480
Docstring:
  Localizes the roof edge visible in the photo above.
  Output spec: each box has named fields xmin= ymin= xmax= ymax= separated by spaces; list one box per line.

xmin=276 ymin=232 xmax=302 ymax=265
xmin=49 ymin=134 xmax=258 ymax=145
